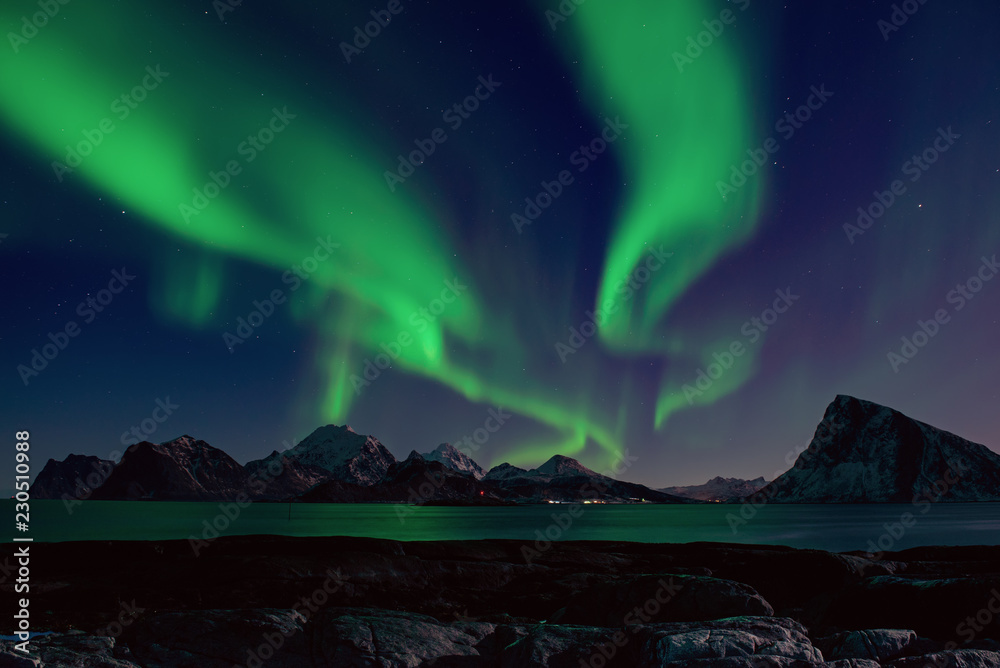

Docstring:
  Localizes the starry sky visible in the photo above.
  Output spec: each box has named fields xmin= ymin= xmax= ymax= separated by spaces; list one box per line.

xmin=1 ymin=0 xmax=998 ymax=490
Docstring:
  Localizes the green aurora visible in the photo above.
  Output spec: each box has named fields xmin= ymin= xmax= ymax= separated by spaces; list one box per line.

xmin=1 ymin=0 xmax=769 ymax=470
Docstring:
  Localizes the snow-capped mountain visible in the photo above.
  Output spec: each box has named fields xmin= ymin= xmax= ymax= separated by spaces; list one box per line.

xmin=761 ymin=395 xmax=1000 ymax=503
xmin=40 ymin=397 xmax=1000 ymax=506
xmin=485 ymin=455 xmax=693 ymax=504
xmin=246 ymin=424 xmax=396 ymax=488
xmin=660 ymin=476 xmax=769 ymax=502
xmin=532 ymin=454 xmax=598 ymax=478
xmin=299 ymin=451 xmax=512 ymax=504
xmin=483 ymin=456 xmax=596 ymax=483
xmin=91 ymin=435 xmax=248 ymax=501
xmin=421 ymin=443 xmax=486 ymax=479
xmin=483 ymin=463 xmax=530 ymax=481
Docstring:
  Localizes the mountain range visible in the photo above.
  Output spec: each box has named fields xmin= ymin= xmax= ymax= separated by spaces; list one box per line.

xmin=29 ymin=395 xmax=1000 ymax=505
xmin=659 ymin=476 xmax=769 ymax=502
xmin=31 ymin=428 xmax=688 ymax=505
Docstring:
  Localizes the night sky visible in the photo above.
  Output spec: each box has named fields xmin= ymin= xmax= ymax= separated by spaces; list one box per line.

xmin=1 ymin=1 xmax=998 ymax=491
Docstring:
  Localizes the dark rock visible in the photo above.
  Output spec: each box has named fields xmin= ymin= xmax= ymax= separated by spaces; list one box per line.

xmin=890 ymin=649 xmax=1000 ymax=667
xmin=246 ymin=424 xmax=396 ymax=489
xmin=423 ymin=443 xmax=488 ymax=480
xmin=483 ymin=463 xmax=530 ymax=481
xmin=243 ymin=452 xmax=335 ymax=500
xmin=3 ymin=537 xmax=1000 ymax=666
xmin=660 ymin=476 xmax=769 ymax=502
xmin=28 ymin=454 xmax=115 ymax=501
xmin=125 ymin=608 xmax=310 ymax=667
xmin=551 ymin=574 xmax=773 ymax=626
xmin=297 ymin=457 xmax=512 ymax=504
xmin=821 ymin=576 xmax=1000 ymax=640
xmin=637 ymin=617 xmax=822 ymax=665
xmin=759 ymin=395 xmax=1000 ymax=503
xmin=0 ymin=633 xmax=138 ymax=667
xmin=313 ymin=608 xmax=496 ymax=666
xmin=816 ymin=629 xmax=919 ymax=662
xmin=91 ymin=436 xmax=248 ymax=501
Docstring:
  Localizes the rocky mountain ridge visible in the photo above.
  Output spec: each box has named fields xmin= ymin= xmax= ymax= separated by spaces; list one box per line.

xmin=30 ymin=395 xmax=1000 ymax=505
xmin=758 ymin=394 xmax=1000 ymax=503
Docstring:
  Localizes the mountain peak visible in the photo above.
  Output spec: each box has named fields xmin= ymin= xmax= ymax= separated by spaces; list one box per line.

xmin=760 ymin=396 xmax=1000 ymax=503
xmin=659 ymin=476 xmax=769 ymax=502
xmin=534 ymin=455 xmax=596 ymax=477
xmin=248 ymin=424 xmax=395 ymax=486
xmin=160 ymin=435 xmax=202 ymax=450
xmin=303 ymin=424 xmax=358 ymax=441
xmin=483 ymin=463 xmax=529 ymax=481
xmin=93 ymin=435 xmax=247 ymax=501
xmin=422 ymin=442 xmax=486 ymax=479
xmin=29 ymin=454 xmax=116 ymax=500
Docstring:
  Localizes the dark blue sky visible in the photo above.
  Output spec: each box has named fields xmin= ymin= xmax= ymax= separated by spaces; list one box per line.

xmin=1 ymin=0 xmax=998 ymax=490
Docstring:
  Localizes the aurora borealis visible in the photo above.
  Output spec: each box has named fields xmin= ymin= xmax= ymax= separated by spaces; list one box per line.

xmin=2 ymin=1 xmax=998 ymax=488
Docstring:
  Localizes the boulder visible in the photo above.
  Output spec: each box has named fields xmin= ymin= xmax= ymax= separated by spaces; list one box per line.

xmin=816 ymin=629 xmax=919 ymax=662
xmin=0 ymin=633 xmax=138 ymax=667
xmin=313 ymin=608 xmax=495 ymax=666
xmin=125 ymin=608 xmax=310 ymax=667
xmin=637 ymin=616 xmax=822 ymax=666
xmin=890 ymin=649 xmax=1000 ymax=667
xmin=560 ymin=573 xmax=773 ymax=626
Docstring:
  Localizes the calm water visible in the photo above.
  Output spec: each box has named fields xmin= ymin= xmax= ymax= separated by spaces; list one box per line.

xmin=4 ymin=500 xmax=1000 ymax=552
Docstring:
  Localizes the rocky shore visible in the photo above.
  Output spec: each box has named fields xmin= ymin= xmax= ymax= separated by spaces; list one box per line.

xmin=2 ymin=537 xmax=999 ymax=666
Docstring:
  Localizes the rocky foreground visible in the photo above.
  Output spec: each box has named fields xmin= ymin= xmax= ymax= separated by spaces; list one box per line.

xmin=1 ymin=537 xmax=999 ymax=667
